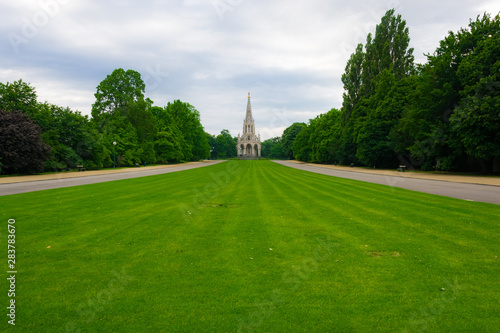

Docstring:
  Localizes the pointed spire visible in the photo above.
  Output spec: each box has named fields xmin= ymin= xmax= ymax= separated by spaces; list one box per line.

xmin=246 ymin=91 xmax=253 ymax=122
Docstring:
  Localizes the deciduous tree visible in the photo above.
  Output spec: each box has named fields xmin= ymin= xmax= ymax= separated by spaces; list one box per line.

xmin=0 ymin=110 xmax=51 ymax=174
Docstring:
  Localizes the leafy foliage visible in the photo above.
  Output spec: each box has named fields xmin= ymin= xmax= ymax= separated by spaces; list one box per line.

xmin=0 ymin=110 xmax=51 ymax=174
xmin=208 ymin=129 xmax=237 ymax=159
xmin=281 ymin=122 xmax=306 ymax=159
xmin=261 ymin=137 xmax=285 ymax=159
xmin=0 ymin=68 xmax=212 ymax=174
xmin=1 ymin=12 xmax=498 ymax=173
xmin=164 ymin=100 xmax=210 ymax=161
xmin=91 ymin=68 xmax=147 ymax=119
xmin=290 ymin=10 xmax=499 ymax=172
xmin=0 ymin=79 xmax=38 ymax=115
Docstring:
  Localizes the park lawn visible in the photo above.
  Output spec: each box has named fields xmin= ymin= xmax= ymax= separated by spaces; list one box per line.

xmin=1 ymin=160 xmax=499 ymax=332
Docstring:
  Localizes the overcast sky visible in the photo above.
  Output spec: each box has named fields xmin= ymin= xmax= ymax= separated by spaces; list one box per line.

xmin=1 ymin=0 xmax=498 ymax=140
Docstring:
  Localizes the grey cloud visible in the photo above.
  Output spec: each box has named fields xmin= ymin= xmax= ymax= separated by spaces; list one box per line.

xmin=1 ymin=0 xmax=498 ymax=139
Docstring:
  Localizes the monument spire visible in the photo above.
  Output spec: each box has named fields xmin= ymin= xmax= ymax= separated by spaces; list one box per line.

xmin=246 ymin=92 xmax=252 ymax=122
xmin=237 ymin=92 xmax=261 ymax=158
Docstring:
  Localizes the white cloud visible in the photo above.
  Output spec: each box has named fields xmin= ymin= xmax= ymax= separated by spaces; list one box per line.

xmin=474 ymin=0 xmax=500 ymax=14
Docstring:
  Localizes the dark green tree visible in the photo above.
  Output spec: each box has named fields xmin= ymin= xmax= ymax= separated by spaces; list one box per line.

xmin=341 ymin=43 xmax=364 ymax=117
xmin=356 ymin=70 xmax=415 ymax=168
xmin=292 ymin=125 xmax=313 ymax=162
xmin=164 ymin=100 xmax=210 ymax=161
xmin=289 ymin=109 xmax=341 ymax=164
xmin=37 ymin=103 xmax=100 ymax=170
xmin=450 ymin=14 xmax=500 ymax=169
xmin=207 ymin=130 xmax=237 ymax=159
xmin=282 ymin=123 xmax=306 ymax=159
xmin=339 ymin=44 xmax=365 ymax=165
xmin=391 ymin=13 xmax=499 ymax=171
xmin=261 ymin=138 xmax=275 ymax=158
xmin=308 ymin=109 xmax=341 ymax=164
xmin=339 ymin=9 xmax=415 ymax=167
xmin=261 ymin=137 xmax=285 ymax=159
xmin=0 ymin=110 xmax=51 ymax=174
xmin=215 ymin=134 xmax=229 ymax=158
xmin=362 ymin=9 xmax=414 ymax=95
xmin=155 ymin=130 xmax=183 ymax=163
xmin=153 ymin=106 xmax=184 ymax=163
xmin=220 ymin=129 xmax=237 ymax=158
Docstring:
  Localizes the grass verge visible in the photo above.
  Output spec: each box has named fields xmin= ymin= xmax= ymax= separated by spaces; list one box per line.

xmin=1 ymin=160 xmax=499 ymax=332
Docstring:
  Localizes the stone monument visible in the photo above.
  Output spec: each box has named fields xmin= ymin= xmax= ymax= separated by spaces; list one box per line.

xmin=237 ymin=92 xmax=261 ymax=158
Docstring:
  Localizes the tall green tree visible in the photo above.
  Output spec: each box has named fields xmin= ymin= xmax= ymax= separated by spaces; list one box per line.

xmin=92 ymin=68 xmax=157 ymax=142
xmin=362 ymin=9 xmax=414 ymax=95
xmin=91 ymin=68 xmax=161 ymax=166
xmin=356 ymin=71 xmax=415 ymax=168
xmin=339 ymin=9 xmax=415 ymax=167
xmin=282 ymin=123 xmax=306 ymax=159
xmin=0 ymin=79 xmax=38 ymax=116
xmin=341 ymin=43 xmax=364 ymax=116
xmin=339 ymin=44 xmax=365 ymax=165
xmin=391 ymin=13 xmax=499 ymax=171
xmin=164 ymin=100 xmax=210 ymax=161
xmin=450 ymin=14 xmax=500 ymax=169
xmin=92 ymin=68 xmax=147 ymax=119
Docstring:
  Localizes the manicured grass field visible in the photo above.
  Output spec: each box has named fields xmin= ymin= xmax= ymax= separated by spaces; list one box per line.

xmin=1 ymin=160 xmax=499 ymax=332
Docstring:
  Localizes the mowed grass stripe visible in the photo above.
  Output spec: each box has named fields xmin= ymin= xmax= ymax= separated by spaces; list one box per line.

xmin=261 ymin=162 xmax=423 ymax=255
xmin=238 ymin=161 xmax=500 ymax=331
xmin=272 ymin=162 xmax=500 ymax=275
xmin=274 ymin=161 xmax=499 ymax=258
xmin=243 ymin=162 xmax=427 ymax=331
xmin=257 ymin=162 xmax=368 ymax=255
xmin=259 ymin=164 xmax=427 ymax=315
xmin=0 ymin=160 xmax=499 ymax=332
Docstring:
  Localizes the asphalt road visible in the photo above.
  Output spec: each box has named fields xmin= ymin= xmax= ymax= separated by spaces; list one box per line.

xmin=272 ymin=160 xmax=500 ymax=205
xmin=0 ymin=161 xmax=224 ymax=196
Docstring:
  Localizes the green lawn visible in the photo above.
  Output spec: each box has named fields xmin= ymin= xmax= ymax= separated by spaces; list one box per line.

xmin=1 ymin=160 xmax=499 ymax=332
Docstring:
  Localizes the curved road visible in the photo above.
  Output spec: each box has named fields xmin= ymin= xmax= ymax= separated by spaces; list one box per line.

xmin=0 ymin=161 xmax=224 ymax=197
xmin=272 ymin=160 xmax=500 ymax=205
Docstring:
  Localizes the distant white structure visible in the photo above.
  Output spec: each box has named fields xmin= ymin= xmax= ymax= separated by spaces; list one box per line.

xmin=237 ymin=92 xmax=261 ymax=158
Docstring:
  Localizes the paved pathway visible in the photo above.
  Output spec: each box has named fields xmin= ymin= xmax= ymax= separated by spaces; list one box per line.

xmin=2 ymin=160 xmax=499 ymax=204
xmin=0 ymin=161 xmax=224 ymax=196
xmin=272 ymin=160 xmax=500 ymax=205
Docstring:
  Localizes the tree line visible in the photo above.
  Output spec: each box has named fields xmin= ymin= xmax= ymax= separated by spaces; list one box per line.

xmin=207 ymin=129 xmax=238 ymax=159
xmin=2 ymin=11 xmax=498 ymax=174
xmin=263 ymin=11 xmax=499 ymax=172
xmin=0 ymin=69 xmax=218 ymax=174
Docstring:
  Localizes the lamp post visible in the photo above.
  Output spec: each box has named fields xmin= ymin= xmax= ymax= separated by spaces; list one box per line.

xmin=113 ymin=141 xmax=117 ymax=168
